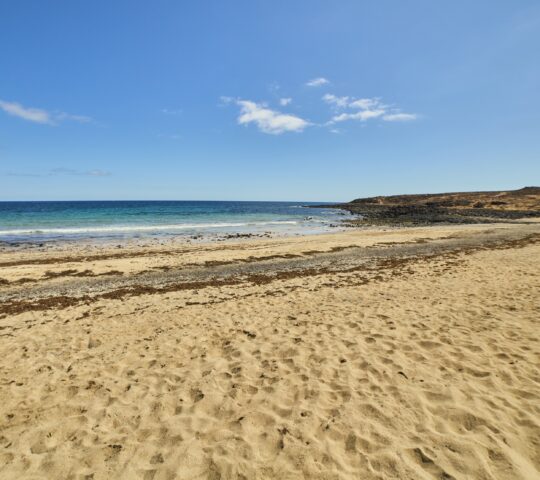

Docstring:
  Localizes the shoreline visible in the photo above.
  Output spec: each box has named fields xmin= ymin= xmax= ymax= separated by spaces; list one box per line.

xmin=2 ymin=223 xmax=539 ymax=314
xmin=313 ymin=186 xmax=540 ymax=226
xmin=0 ymin=200 xmax=348 ymax=248
xmin=0 ymin=221 xmax=349 ymax=251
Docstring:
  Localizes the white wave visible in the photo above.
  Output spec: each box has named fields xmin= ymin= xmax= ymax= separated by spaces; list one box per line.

xmin=0 ymin=220 xmax=299 ymax=236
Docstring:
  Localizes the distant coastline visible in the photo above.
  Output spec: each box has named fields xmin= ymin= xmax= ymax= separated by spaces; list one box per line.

xmin=313 ymin=186 xmax=540 ymax=226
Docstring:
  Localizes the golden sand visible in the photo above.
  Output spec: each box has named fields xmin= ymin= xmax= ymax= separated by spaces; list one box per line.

xmin=0 ymin=224 xmax=539 ymax=479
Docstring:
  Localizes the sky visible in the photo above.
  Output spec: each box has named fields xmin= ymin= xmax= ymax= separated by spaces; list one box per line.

xmin=1 ymin=1 xmax=539 ymax=201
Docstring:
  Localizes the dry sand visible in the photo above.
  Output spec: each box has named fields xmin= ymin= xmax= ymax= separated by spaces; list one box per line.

xmin=0 ymin=223 xmax=539 ymax=479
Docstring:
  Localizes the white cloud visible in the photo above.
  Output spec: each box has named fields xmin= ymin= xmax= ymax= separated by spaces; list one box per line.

xmin=0 ymin=100 xmax=52 ymax=124
xmin=323 ymin=95 xmax=380 ymax=111
xmin=324 ymin=94 xmax=417 ymax=125
xmin=236 ymin=100 xmax=309 ymax=134
xmin=0 ymin=99 xmax=92 ymax=125
xmin=306 ymin=77 xmax=330 ymax=87
xmin=349 ymin=98 xmax=380 ymax=110
xmin=329 ymin=109 xmax=386 ymax=124
xmin=279 ymin=97 xmax=292 ymax=106
xmin=382 ymin=112 xmax=418 ymax=122
xmin=322 ymin=94 xmax=350 ymax=108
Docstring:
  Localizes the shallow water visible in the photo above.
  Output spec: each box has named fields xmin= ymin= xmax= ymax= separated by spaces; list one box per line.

xmin=0 ymin=200 xmax=347 ymax=243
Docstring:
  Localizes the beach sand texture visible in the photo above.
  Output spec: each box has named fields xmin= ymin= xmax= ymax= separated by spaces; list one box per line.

xmin=0 ymin=224 xmax=539 ymax=479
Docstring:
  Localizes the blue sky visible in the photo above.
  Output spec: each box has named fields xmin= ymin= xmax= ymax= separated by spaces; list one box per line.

xmin=1 ymin=1 xmax=539 ymax=201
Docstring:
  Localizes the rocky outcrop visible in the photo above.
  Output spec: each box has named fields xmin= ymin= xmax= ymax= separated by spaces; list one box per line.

xmin=315 ymin=187 xmax=540 ymax=226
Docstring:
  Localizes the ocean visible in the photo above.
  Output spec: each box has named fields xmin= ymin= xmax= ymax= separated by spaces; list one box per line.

xmin=0 ymin=200 xmax=347 ymax=243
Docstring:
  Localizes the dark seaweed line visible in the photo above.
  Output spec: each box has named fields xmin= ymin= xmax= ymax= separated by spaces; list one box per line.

xmin=0 ymin=233 xmax=537 ymax=318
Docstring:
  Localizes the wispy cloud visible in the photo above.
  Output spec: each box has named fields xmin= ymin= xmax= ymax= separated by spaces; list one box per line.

xmin=55 ymin=112 xmax=92 ymax=123
xmin=306 ymin=77 xmax=329 ymax=87
xmin=85 ymin=169 xmax=111 ymax=176
xmin=323 ymin=94 xmax=381 ymax=111
xmin=324 ymin=94 xmax=417 ymax=125
xmin=5 ymin=168 xmax=111 ymax=177
xmin=0 ymin=99 xmax=92 ymax=125
xmin=268 ymin=82 xmax=281 ymax=94
xmin=0 ymin=100 xmax=52 ymax=124
xmin=382 ymin=112 xmax=417 ymax=122
xmin=329 ymin=109 xmax=386 ymax=123
xmin=49 ymin=168 xmax=111 ymax=177
xmin=322 ymin=94 xmax=350 ymax=108
xmin=219 ymin=96 xmax=234 ymax=106
xmin=161 ymin=108 xmax=182 ymax=115
xmin=228 ymin=99 xmax=309 ymax=135
xmin=221 ymin=89 xmax=415 ymax=134
xmin=349 ymin=98 xmax=380 ymax=110
xmin=237 ymin=100 xmax=309 ymax=134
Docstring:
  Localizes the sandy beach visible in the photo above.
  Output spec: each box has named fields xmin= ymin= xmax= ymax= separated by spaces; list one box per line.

xmin=0 ymin=223 xmax=539 ymax=479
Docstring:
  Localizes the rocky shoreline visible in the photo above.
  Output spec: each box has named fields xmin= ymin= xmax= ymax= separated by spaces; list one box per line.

xmin=313 ymin=186 xmax=540 ymax=226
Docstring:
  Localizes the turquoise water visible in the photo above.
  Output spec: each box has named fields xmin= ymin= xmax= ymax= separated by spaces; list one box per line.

xmin=0 ymin=201 xmax=346 ymax=242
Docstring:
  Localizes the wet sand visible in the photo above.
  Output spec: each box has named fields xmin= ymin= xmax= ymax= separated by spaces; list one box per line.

xmin=0 ymin=223 xmax=539 ymax=479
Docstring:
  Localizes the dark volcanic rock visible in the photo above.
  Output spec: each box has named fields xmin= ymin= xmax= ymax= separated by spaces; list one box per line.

xmin=311 ymin=187 xmax=540 ymax=226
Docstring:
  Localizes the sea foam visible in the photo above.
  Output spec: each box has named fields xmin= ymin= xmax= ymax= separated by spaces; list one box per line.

xmin=0 ymin=220 xmax=299 ymax=236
